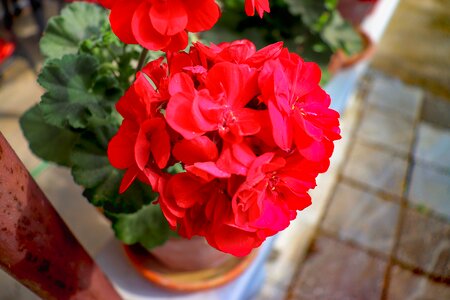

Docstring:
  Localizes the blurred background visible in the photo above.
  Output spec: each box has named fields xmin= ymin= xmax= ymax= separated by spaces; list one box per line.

xmin=0 ymin=0 xmax=449 ymax=299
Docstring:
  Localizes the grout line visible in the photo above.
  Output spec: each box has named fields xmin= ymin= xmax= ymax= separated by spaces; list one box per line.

xmin=317 ymin=229 xmax=391 ymax=261
xmin=390 ymin=257 xmax=450 ymax=285
xmin=340 ymin=175 xmax=449 ymax=224
xmin=354 ymin=137 xmax=412 ymax=160
xmin=319 ymin=226 xmax=450 ymax=285
xmin=380 ymin=90 xmax=425 ymax=300
xmin=364 ymin=101 xmax=418 ymax=123
xmin=340 ymin=176 xmax=403 ymax=204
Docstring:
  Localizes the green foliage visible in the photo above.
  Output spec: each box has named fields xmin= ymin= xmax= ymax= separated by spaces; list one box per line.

xmin=20 ymin=2 xmax=172 ymax=250
xmin=108 ymin=203 xmax=175 ymax=249
xmin=322 ymin=11 xmax=363 ymax=54
xmin=38 ymin=54 xmax=121 ymax=129
xmin=214 ymin=0 xmax=362 ymax=71
xmin=40 ymin=2 xmax=108 ymax=59
xmin=19 ymin=104 xmax=80 ymax=166
xmin=71 ymin=129 xmax=158 ymax=214
xmin=78 ymin=25 xmax=144 ymax=91
xmin=285 ymin=0 xmax=338 ymax=30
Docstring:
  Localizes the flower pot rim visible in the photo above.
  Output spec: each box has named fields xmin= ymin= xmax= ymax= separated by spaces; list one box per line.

xmin=122 ymin=244 xmax=258 ymax=292
xmin=328 ymin=27 xmax=375 ymax=74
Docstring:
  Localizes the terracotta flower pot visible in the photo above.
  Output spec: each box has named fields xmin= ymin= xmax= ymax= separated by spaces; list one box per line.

xmin=338 ymin=0 xmax=379 ymax=26
xmin=150 ymin=236 xmax=231 ymax=271
xmin=123 ymin=237 xmax=257 ymax=292
xmin=328 ymin=28 xmax=375 ymax=74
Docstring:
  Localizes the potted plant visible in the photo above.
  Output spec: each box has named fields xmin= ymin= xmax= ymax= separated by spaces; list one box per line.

xmin=20 ymin=0 xmax=341 ymax=292
xmin=207 ymin=0 xmax=371 ymax=82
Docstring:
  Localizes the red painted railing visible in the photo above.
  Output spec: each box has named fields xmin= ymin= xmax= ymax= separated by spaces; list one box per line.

xmin=0 ymin=132 xmax=122 ymax=300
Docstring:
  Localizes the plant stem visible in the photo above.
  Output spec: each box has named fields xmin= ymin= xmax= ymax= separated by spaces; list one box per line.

xmin=137 ymin=48 xmax=149 ymax=72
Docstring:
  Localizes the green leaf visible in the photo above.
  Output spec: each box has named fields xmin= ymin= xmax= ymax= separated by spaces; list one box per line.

xmin=70 ymin=131 xmax=156 ymax=213
xmin=283 ymin=0 xmax=338 ymax=30
xmin=19 ymin=104 xmax=79 ymax=166
xmin=321 ymin=11 xmax=363 ymax=55
xmin=108 ymin=203 xmax=173 ymax=249
xmin=40 ymin=2 xmax=108 ymax=59
xmin=38 ymin=54 xmax=120 ymax=129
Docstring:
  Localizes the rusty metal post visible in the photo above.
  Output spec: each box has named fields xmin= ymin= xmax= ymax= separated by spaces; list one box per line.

xmin=0 ymin=132 xmax=122 ymax=300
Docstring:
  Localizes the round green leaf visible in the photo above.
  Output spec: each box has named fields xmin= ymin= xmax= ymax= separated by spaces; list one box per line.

xmin=40 ymin=2 xmax=108 ymax=59
xmin=38 ymin=54 xmax=120 ymax=129
xmin=19 ymin=104 xmax=79 ymax=166
xmin=109 ymin=203 xmax=173 ymax=250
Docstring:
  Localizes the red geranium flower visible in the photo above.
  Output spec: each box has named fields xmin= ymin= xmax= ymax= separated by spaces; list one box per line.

xmin=107 ymin=73 xmax=171 ymax=193
xmin=166 ymin=62 xmax=260 ymax=143
xmin=259 ymin=50 xmax=341 ymax=162
xmin=108 ymin=40 xmax=341 ymax=256
xmin=194 ymin=39 xmax=283 ymax=68
xmin=232 ymin=152 xmax=323 ymax=234
xmin=245 ymin=0 xmax=270 ymax=18
xmin=100 ymin=0 xmax=220 ymax=51
xmin=160 ymin=171 xmax=266 ymax=256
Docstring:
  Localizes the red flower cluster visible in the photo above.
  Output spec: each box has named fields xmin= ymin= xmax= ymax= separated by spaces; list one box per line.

xmin=245 ymin=0 xmax=270 ymax=18
xmin=99 ymin=0 xmax=220 ymax=51
xmin=108 ymin=40 xmax=340 ymax=256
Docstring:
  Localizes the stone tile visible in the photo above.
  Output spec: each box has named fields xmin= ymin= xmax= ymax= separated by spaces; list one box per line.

xmin=414 ymin=123 xmax=450 ymax=171
xmin=396 ymin=208 xmax=450 ymax=278
xmin=408 ymin=163 xmax=450 ymax=220
xmin=367 ymin=74 xmax=423 ymax=121
xmin=422 ymin=93 xmax=450 ymax=128
xmin=357 ymin=105 xmax=415 ymax=155
xmin=290 ymin=236 xmax=387 ymax=300
xmin=342 ymin=141 xmax=409 ymax=198
xmin=387 ymin=265 xmax=450 ymax=300
xmin=35 ymin=166 xmax=114 ymax=257
xmin=323 ymin=182 xmax=400 ymax=255
xmin=263 ymin=219 xmax=316 ymax=290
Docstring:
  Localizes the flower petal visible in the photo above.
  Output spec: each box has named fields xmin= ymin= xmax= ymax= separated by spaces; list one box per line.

xmin=150 ymin=0 xmax=188 ymax=36
xmin=207 ymin=224 xmax=263 ymax=256
xmin=268 ymin=100 xmax=293 ymax=151
xmin=166 ymin=91 xmax=205 ymax=139
xmin=163 ymin=31 xmax=189 ymax=52
xmin=172 ymin=136 xmax=218 ymax=164
xmin=206 ymin=62 xmax=258 ymax=108
xmin=107 ymin=120 xmax=137 ymax=169
xmin=132 ymin=2 xmax=171 ymax=50
xmin=184 ymin=0 xmax=220 ymax=32
xmin=119 ymin=166 xmax=138 ymax=193
xmin=109 ymin=0 xmax=140 ymax=44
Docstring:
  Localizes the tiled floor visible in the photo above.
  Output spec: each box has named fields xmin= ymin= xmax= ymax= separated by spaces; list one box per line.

xmin=372 ymin=0 xmax=450 ymax=100
xmin=290 ymin=236 xmax=387 ymax=300
xmin=322 ymin=181 xmax=400 ymax=255
xmin=284 ymin=71 xmax=450 ymax=299
xmin=342 ymin=140 xmax=409 ymax=198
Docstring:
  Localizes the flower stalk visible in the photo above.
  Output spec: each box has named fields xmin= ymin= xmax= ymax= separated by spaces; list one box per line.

xmin=136 ymin=48 xmax=149 ymax=72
